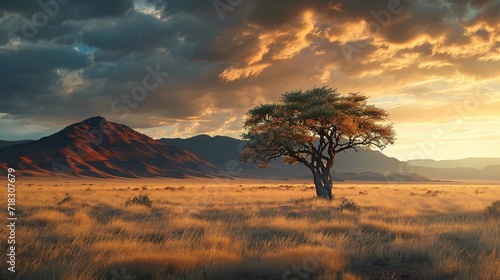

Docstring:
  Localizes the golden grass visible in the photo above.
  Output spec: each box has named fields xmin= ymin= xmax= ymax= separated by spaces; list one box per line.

xmin=1 ymin=179 xmax=499 ymax=279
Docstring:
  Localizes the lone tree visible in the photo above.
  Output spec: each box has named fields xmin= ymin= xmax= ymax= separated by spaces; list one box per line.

xmin=241 ymin=86 xmax=396 ymax=199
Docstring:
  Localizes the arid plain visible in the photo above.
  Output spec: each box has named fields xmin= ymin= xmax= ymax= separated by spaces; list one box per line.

xmin=1 ymin=178 xmax=499 ymax=280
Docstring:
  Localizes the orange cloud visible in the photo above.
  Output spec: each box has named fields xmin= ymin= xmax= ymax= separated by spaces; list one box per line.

xmin=218 ymin=63 xmax=271 ymax=82
xmin=219 ymin=10 xmax=317 ymax=82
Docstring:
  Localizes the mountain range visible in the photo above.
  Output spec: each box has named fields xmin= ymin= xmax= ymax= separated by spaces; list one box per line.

xmin=0 ymin=117 xmax=216 ymax=178
xmin=1 ymin=116 xmax=499 ymax=182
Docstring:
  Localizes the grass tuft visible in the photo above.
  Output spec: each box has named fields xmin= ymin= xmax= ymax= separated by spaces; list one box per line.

xmin=56 ymin=193 xmax=73 ymax=205
xmin=125 ymin=194 xmax=153 ymax=207
xmin=338 ymin=197 xmax=360 ymax=212
xmin=485 ymin=200 xmax=500 ymax=218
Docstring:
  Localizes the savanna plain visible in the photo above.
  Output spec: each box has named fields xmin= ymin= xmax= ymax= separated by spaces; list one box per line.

xmin=1 ymin=178 xmax=499 ymax=280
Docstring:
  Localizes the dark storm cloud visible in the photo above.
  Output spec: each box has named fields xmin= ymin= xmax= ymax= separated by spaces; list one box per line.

xmin=79 ymin=13 xmax=178 ymax=58
xmin=78 ymin=11 xmax=217 ymax=62
xmin=473 ymin=1 xmax=500 ymax=25
xmin=246 ymin=0 xmax=325 ymax=29
xmin=1 ymin=0 xmax=133 ymax=21
xmin=152 ymin=0 xmax=223 ymax=18
xmin=245 ymin=0 xmax=412 ymax=29
xmin=0 ymin=45 xmax=90 ymax=97
xmin=143 ymin=0 xmax=259 ymax=63
xmin=0 ymin=0 xmax=134 ymax=44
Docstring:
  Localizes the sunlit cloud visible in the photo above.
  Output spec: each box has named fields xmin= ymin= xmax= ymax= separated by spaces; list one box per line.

xmin=218 ymin=63 xmax=270 ymax=82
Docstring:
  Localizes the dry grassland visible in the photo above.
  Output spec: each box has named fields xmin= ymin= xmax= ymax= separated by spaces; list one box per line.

xmin=1 ymin=178 xmax=499 ymax=280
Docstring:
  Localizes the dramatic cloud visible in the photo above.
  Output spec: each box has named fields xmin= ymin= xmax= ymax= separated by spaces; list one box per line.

xmin=0 ymin=0 xmax=499 ymax=160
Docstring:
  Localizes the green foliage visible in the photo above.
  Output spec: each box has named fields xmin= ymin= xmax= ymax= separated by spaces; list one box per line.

xmin=485 ymin=200 xmax=500 ymax=217
xmin=125 ymin=194 xmax=153 ymax=207
xmin=241 ymin=86 xmax=396 ymax=167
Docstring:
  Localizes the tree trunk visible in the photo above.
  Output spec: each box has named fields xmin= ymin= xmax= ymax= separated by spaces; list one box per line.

xmin=312 ymin=170 xmax=333 ymax=199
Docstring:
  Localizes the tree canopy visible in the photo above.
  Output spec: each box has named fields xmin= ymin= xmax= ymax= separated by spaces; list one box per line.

xmin=241 ymin=86 xmax=396 ymax=198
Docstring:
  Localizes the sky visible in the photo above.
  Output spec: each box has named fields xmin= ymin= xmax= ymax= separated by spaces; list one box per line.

xmin=0 ymin=0 xmax=499 ymax=161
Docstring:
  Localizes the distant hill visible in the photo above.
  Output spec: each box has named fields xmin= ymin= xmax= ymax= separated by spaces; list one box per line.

xmin=0 ymin=117 xmax=217 ymax=178
xmin=162 ymin=135 xmax=245 ymax=168
xmin=0 ymin=139 xmax=35 ymax=148
xmin=413 ymin=165 xmax=500 ymax=181
xmin=408 ymin=158 xmax=500 ymax=169
xmin=160 ymin=135 xmax=429 ymax=182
